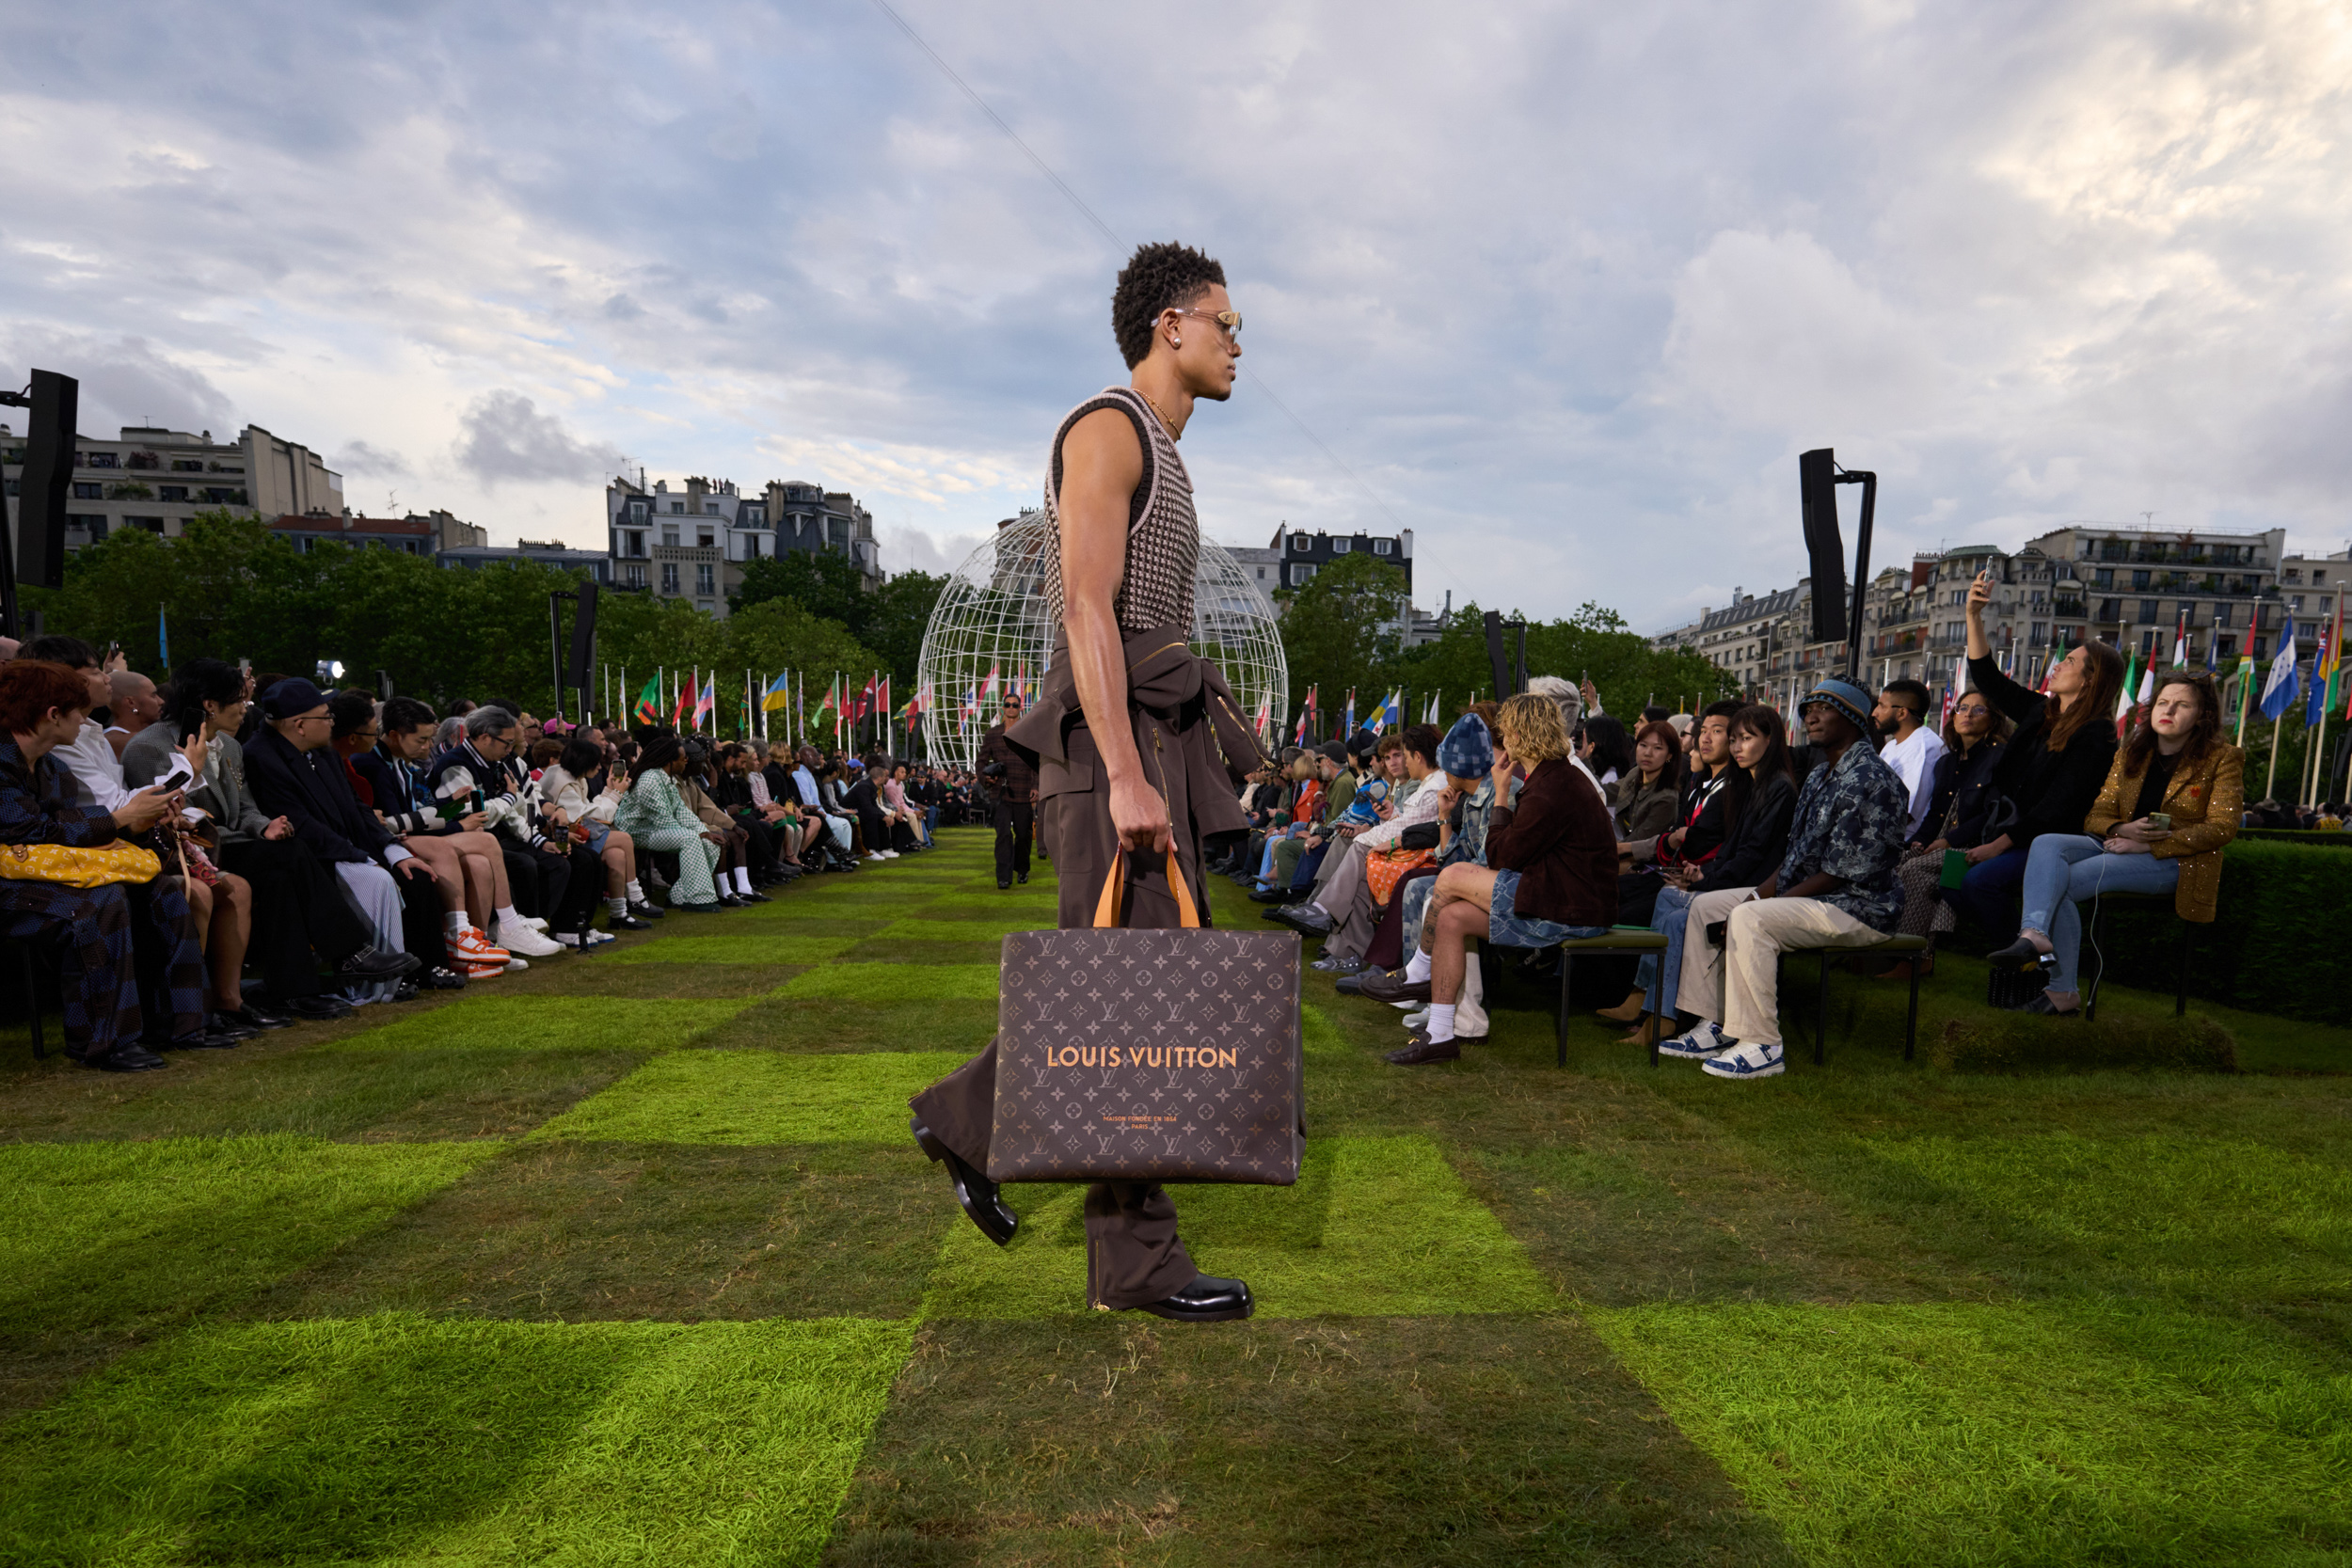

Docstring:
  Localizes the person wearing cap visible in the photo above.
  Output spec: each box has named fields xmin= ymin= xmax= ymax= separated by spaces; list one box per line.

xmin=239 ymin=676 xmax=430 ymax=1006
xmin=1658 ymin=677 xmax=1910 ymax=1080
xmin=977 ymin=694 xmax=1037 ymax=888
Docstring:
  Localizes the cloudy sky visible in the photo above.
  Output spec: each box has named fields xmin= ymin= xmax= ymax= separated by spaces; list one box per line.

xmin=4 ymin=0 xmax=2346 ymax=629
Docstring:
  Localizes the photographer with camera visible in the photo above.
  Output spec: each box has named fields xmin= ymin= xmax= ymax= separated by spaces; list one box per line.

xmin=978 ymin=694 xmax=1038 ymax=889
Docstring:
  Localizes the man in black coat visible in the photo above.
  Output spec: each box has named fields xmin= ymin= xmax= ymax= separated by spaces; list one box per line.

xmin=240 ymin=678 xmax=425 ymax=1002
xmin=977 ymin=695 xmax=1037 ymax=888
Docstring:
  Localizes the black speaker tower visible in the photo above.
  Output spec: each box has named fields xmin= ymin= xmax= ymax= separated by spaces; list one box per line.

xmin=548 ymin=582 xmax=600 ymax=723
xmin=1 ymin=369 xmax=79 ymax=637
xmin=1797 ymin=447 xmax=1877 ymax=681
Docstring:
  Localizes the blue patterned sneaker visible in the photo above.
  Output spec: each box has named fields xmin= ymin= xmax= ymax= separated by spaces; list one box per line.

xmin=1700 ymin=1039 xmax=1785 ymax=1079
xmin=1657 ymin=1021 xmax=1732 ymax=1060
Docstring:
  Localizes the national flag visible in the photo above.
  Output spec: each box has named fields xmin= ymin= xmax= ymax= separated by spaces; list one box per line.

xmin=674 ymin=671 xmax=696 ymax=728
xmin=694 ymin=673 xmax=715 ymax=730
xmin=2172 ymin=608 xmax=2189 ymax=668
xmin=1343 ymin=689 xmax=1357 ymax=738
xmin=2306 ymin=619 xmax=2335 ymax=727
xmin=1423 ymin=691 xmax=1438 ymax=724
xmin=1379 ymin=690 xmax=1401 ymax=731
xmin=157 ymin=605 xmax=169 ymax=670
xmin=633 ymin=676 xmax=662 ymax=726
xmin=762 ymin=672 xmax=792 ymax=711
xmin=2113 ymin=648 xmax=2138 ymax=736
xmin=2259 ymin=616 xmax=2300 ymax=721
xmin=1941 ymin=684 xmax=1956 ymax=729
xmin=977 ymin=663 xmax=1000 ymax=707
xmin=878 ymin=675 xmax=891 ymax=723
xmin=1252 ymin=691 xmax=1271 ymax=739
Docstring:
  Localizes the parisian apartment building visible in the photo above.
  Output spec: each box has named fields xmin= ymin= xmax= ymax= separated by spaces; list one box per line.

xmin=1225 ymin=524 xmax=1446 ymax=647
xmin=1653 ymin=523 xmax=2318 ymax=714
xmin=0 ymin=420 xmax=494 ymax=562
xmin=604 ymin=474 xmax=882 ymax=619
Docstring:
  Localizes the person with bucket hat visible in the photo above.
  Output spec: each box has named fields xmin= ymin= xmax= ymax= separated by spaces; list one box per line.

xmin=1657 ymin=677 xmax=1910 ymax=1080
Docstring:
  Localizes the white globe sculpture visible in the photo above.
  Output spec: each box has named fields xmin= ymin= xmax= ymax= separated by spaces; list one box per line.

xmin=918 ymin=508 xmax=1289 ymax=769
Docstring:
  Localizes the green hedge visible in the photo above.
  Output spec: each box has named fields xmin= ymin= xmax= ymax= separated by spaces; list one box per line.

xmin=2083 ymin=839 xmax=2352 ymax=1026
xmin=2236 ymin=828 xmax=2352 ymax=849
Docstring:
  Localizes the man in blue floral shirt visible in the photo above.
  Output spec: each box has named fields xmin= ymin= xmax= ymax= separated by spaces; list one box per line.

xmin=1660 ymin=678 xmax=1909 ymax=1080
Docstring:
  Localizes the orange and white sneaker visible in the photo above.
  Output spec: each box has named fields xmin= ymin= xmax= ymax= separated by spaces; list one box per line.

xmin=447 ymin=927 xmax=510 ymax=966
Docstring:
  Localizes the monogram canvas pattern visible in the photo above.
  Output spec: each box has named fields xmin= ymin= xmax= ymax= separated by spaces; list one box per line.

xmin=989 ymin=927 xmax=1301 ymax=1185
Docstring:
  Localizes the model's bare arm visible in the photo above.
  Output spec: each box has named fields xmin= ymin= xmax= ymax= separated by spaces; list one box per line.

xmin=1058 ymin=407 xmax=1169 ymax=854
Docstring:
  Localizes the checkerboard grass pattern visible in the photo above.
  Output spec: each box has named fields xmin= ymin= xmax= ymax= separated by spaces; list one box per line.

xmin=2 ymin=828 xmax=2348 ymax=1566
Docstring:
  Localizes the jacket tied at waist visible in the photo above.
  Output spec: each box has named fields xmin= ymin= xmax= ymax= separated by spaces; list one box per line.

xmin=1003 ymin=623 xmax=1268 ymax=846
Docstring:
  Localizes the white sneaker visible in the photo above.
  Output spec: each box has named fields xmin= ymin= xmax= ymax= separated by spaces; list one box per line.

xmin=1403 ymin=1008 xmax=1429 ymax=1029
xmin=503 ymin=957 xmax=530 ymax=973
xmin=494 ymin=917 xmax=564 ymax=958
xmin=521 ymin=916 xmax=549 ymax=930
xmin=1658 ymin=1021 xmax=1733 ymax=1060
xmin=1700 ymin=1040 xmax=1786 ymax=1079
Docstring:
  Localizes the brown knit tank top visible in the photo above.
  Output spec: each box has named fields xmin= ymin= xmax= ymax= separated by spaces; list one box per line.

xmin=1040 ymin=386 xmax=1198 ymax=634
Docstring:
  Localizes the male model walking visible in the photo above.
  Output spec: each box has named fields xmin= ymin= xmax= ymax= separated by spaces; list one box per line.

xmin=977 ymin=694 xmax=1035 ymax=889
xmin=910 ymin=242 xmax=1271 ymax=1320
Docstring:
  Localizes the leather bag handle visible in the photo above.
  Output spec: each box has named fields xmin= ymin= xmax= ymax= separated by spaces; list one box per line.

xmin=1091 ymin=846 xmax=1200 ymax=929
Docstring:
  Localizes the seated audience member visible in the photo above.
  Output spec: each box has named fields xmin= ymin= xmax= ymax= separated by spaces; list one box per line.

xmin=1258 ymin=741 xmax=1354 ymax=900
xmin=423 ymin=707 xmax=569 ymax=958
xmin=1610 ymin=720 xmax=1682 ymax=850
xmin=1375 ymin=693 xmax=1617 ymax=1066
xmin=1278 ymin=723 xmax=1447 ymax=959
xmin=1526 ymin=675 xmax=1604 ymax=794
xmin=1240 ymin=749 xmax=1318 ymax=887
xmin=1885 ymin=687 xmax=2013 ymax=973
xmin=677 ymin=742 xmax=763 ymax=901
xmin=1944 ymin=573 xmax=2125 ymax=942
xmin=1615 ymin=700 xmax=1741 ymax=929
xmin=535 ymin=736 xmax=652 ymax=936
xmin=19 ymin=637 xmax=132 ymax=810
xmin=712 ymin=742 xmax=799 ymax=882
xmin=1991 ymin=670 xmax=2242 ymax=1014
xmin=1659 ymin=679 xmax=1909 ymax=1079
xmin=105 ymin=668 xmax=164 ymax=762
xmin=1578 ymin=714 xmax=1636 ymax=792
xmin=329 ymin=691 xmax=521 ymax=969
xmin=1873 ymin=678 xmax=1947 ymax=840
xmin=221 ymin=677 xmax=430 ymax=1006
xmin=125 ymin=658 xmax=388 ymax=1021
xmin=613 ymin=729 xmax=727 ymax=911
xmin=1609 ymin=704 xmax=1799 ymax=1048
xmin=842 ymin=755 xmax=900 ymax=860
xmin=883 ymin=760 xmax=930 ymax=847
xmin=361 ymin=695 xmax=580 ymax=968
xmin=742 ymin=743 xmax=808 ymax=873
xmin=789 ymin=745 xmax=857 ymax=867
xmin=0 ymin=658 xmax=211 ymax=1069
xmin=1367 ymin=708 xmax=1518 ymax=1039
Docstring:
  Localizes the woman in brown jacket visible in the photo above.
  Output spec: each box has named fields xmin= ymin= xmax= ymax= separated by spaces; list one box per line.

xmin=1989 ymin=669 xmax=2242 ymax=1014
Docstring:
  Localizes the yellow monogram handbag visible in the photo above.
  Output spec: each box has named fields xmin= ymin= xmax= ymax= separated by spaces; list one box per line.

xmin=0 ymin=839 xmax=164 ymax=889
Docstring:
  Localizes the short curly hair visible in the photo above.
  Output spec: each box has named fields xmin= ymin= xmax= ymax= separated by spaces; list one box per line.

xmin=1112 ymin=243 xmax=1227 ymax=369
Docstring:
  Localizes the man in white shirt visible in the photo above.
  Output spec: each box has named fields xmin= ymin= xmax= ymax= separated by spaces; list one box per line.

xmin=1874 ymin=678 xmax=1947 ymax=840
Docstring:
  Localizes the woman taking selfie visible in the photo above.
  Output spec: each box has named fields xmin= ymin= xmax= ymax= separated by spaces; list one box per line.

xmin=1944 ymin=569 xmax=2124 ymax=943
xmin=1989 ymin=669 xmax=2241 ymax=1015
xmin=1884 ymin=687 xmax=2013 ymax=975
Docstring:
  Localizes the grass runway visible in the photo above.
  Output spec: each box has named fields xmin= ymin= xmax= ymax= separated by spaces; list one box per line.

xmin=1 ymin=828 xmax=2347 ymax=1565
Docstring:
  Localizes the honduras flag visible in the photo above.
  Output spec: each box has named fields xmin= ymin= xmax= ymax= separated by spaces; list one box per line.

xmin=2259 ymin=616 xmax=2300 ymax=721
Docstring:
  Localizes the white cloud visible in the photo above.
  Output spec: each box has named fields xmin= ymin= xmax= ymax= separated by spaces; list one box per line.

xmin=1 ymin=0 xmax=2346 ymax=625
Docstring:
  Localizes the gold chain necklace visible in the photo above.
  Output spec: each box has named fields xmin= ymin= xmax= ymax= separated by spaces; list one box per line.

xmin=1135 ymin=388 xmax=1181 ymax=440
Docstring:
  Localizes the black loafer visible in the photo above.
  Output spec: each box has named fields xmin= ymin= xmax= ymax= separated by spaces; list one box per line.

xmin=1016 ymin=872 xmax=1027 ymax=885
xmin=1986 ymin=937 xmax=2053 ymax=968
xmin=1272 ymin=905 xmax=1332 ymax=936
xmin=911 ymin=1118 xmax=1017 ymax=1247
xmin=205 ymin=1014 xmax=262 ymax=1041
xmin=628 ymin=901 xmax=666 ymax=921
xmin=1385 ymin=1033 xmax=1461 ymax=1066
xmin=283 ymin=994 xmax=354 ymax=1022
xmin=222 ymin=1004 xmax=291 ymax=1031
xmin=85 ymin=1042 xmax=168 ymax=1072
xmin=338 ymin=945 xmax=421 ymax=981
xmin=997 ymin=879 xmax=1012 ymax=890
xmin=1134 ymin=1274 xmax=1253 ymax=1323
xmin=670 ymin=901 xmax=724 ymax=914
xmin=1248 ymin=886 xmax=1289 ymax=903
xmin=739 ymin=889 xmax=772 ymax=903
xmin=2021 ymin=991 xmax=2081 ymax=1017
xmin=610 ymin=913 xmax=654 ymax=931
xmin=155 ymin=1030 xmax=239 ymax=1051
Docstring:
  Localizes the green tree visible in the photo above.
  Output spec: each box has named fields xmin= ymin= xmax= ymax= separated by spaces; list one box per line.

xmin=1274 ymin=552 xmax=1410 ymax=721
xmin=857 ymin=570 xmax=946 ymax=689
xmin=731 ymin=550 xmax=866 ymax=626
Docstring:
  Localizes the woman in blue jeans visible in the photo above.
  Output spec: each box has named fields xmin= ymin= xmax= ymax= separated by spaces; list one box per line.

xmin=1626 ymin=705 xmax=1798 ymax=1046
xmin=1947 ymin=569 xmax=2125 ymax=943
xmin=1989 ymin=670 xmax=2242 ymax=1014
